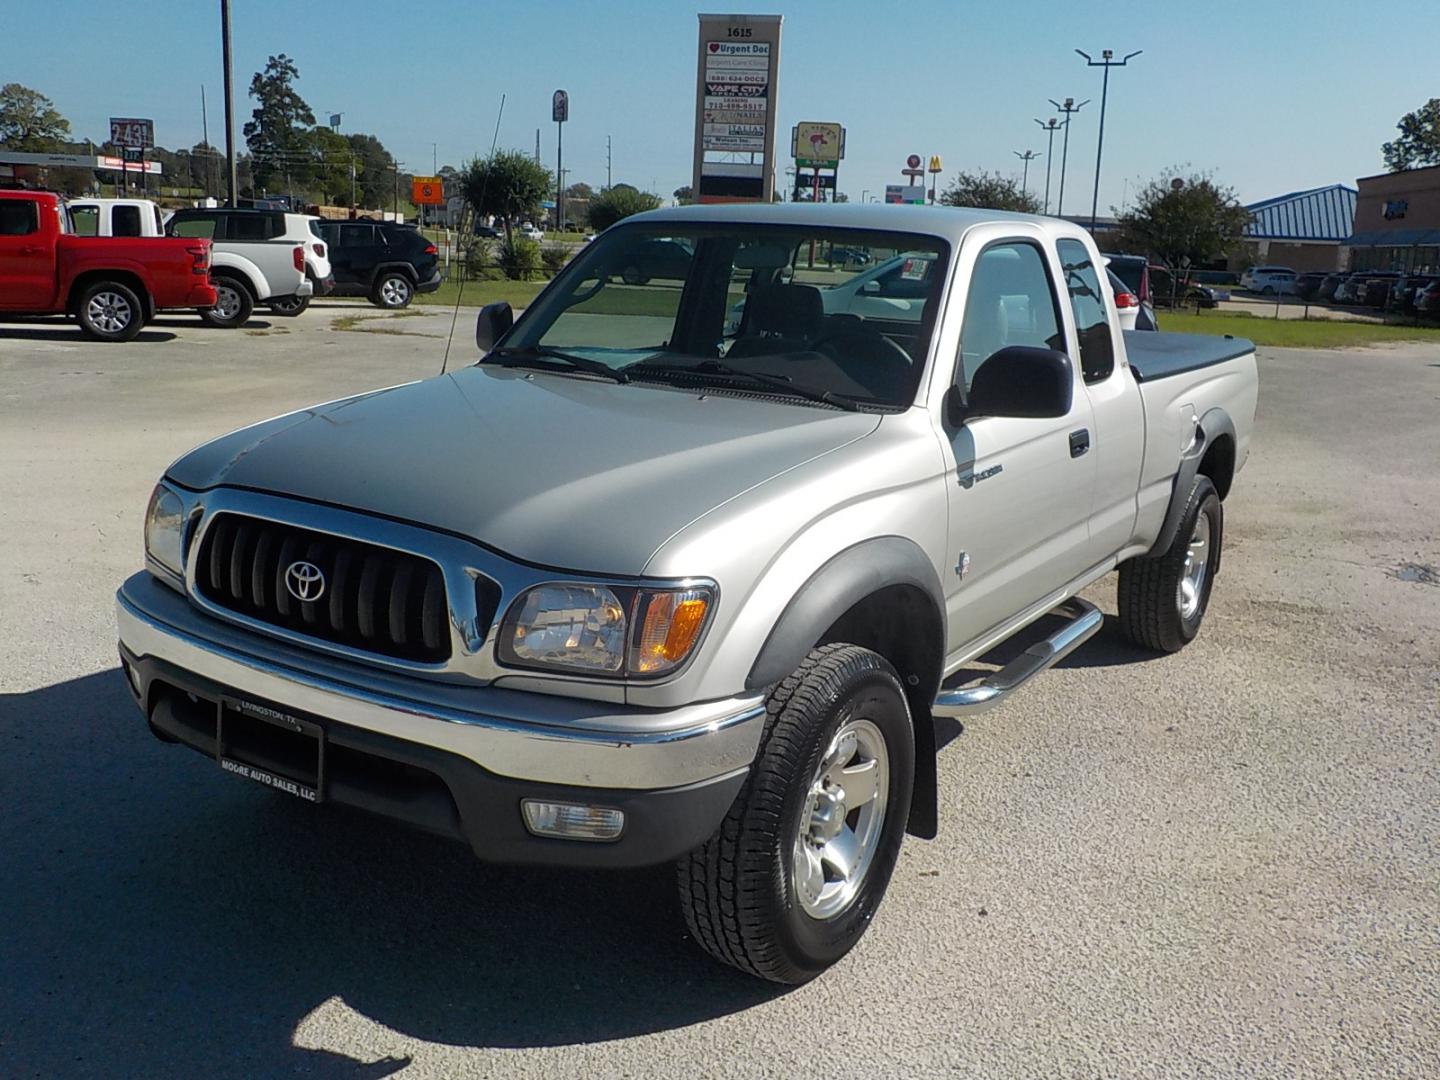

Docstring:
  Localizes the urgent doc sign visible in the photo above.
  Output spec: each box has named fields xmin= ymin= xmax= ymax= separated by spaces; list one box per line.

xmin=692 ymin=14 xmax=783 ymax=203
xmin=109 ymin=118 xmax=154 ymax=149
xmin=411 ymin=176 xmax=445 ymax=206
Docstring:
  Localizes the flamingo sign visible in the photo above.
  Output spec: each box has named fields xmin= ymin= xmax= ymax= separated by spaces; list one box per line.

xmin=792 ymin=122 xmax=844 ymax=167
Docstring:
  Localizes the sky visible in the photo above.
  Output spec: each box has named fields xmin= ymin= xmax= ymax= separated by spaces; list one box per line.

xmin=3 ymin=0 xmax=1435 ymax=212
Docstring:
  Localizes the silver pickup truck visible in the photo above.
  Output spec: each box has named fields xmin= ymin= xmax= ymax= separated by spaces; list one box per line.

xmin=117 ymin=204 xmax=1256 ymax=984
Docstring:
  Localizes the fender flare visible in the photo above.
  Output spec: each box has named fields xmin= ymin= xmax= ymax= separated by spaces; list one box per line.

xmin=207 ymin=255 xmax=267 ymax=302
xmin=745 ymin=535 xmax=945 ymax=691
xmin=1147 ymin=406 xmax=1235 ymax=557
xmin=367 ymin=261 xmax=420 ymax=289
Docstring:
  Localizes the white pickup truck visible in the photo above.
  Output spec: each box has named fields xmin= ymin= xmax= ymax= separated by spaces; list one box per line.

xmin=117 ymin=204 xmax=1257 ymax=984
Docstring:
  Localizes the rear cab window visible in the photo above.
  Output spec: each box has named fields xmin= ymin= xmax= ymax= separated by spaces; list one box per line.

xmin=112 ymin=205 xmax=142 ymax=237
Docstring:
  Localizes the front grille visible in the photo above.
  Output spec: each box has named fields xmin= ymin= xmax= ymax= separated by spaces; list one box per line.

xmin=195 ymin=513 xmax=451 ymax=663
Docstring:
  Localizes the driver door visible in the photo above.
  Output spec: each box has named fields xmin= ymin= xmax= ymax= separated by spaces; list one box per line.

xmin=942 ymin=238 xmax=1098 ymax=651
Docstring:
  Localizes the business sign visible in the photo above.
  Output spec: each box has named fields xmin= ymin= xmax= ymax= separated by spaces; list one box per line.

xmin=412 ymin=176 xmax=445 ymax=205
xmin=552 ymin=89 xmax=569 ymax=123
xmin=885 ymin=184 xmax=926 ymax=205
xmin=109 ymin=117 xmax=154 ymax=149
xmin=792 ymin=122 xmax=843 ymax=165
xmin=693 ymin=15 xmax=783 ymax=202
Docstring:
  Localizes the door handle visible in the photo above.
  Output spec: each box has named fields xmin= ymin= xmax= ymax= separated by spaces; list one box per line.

xmin=1069 ymin=429 xmax=1091 ymax=458
xmin=19 ymin=245 xmax=41 ymax=255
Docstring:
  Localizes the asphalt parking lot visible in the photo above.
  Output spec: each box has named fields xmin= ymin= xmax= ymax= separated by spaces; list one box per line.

xmin=2 ymin=306 xmax=1438 ymax=1078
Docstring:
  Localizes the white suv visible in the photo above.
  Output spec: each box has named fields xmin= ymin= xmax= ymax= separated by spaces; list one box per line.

xmin=1239 ymin=265 xmax=1298 ymax=295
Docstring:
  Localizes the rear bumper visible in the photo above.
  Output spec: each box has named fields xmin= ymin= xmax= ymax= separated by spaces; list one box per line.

xmin=416 ymin=267 xmax=443 ymax=294
xmin=170 ymin=283 xmax=218 ymax=309
xmin=312 ymin=272 xmax=336 ymax=296
xmin=115 ymin=573 xmax=761 ymax=867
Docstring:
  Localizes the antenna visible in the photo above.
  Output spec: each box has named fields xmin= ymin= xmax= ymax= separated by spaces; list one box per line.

xmin=441 ymin=93 xmax=506 ymax=376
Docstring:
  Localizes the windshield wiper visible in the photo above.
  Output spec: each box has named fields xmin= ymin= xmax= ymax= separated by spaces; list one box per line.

xmin=631 ymin=358 xmax=860 ymax=412
xmin=485 ymin=345 xmax=630 ymax=383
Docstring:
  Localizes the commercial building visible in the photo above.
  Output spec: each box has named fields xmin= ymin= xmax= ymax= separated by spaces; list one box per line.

xmin=1344 ymin=163 xmax=1440 ymax=274
xmin=1236 ymin=184 xmax=1357 ymax=272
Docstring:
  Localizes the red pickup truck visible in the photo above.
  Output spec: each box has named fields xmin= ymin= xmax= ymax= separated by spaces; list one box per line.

xmin=0 ymin=190 xmax=217 ymax=342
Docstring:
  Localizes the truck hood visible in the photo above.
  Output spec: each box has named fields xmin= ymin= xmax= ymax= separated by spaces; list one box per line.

xmin=167 ymin=365 xmax=879 ymax=575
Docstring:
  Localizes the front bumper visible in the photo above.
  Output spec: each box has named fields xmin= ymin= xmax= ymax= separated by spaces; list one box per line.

xmin=116 ymin=573 xmax=762 ymax=866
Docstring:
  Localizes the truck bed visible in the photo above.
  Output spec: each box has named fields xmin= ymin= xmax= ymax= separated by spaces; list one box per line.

xmin=1124 ymin=331 xmax=1255 ymax=382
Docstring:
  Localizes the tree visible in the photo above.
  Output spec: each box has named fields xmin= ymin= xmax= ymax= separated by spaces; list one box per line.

xmin=673 ymin=184 xmax=694 ymax=205
xmin=565 ymin=181 xmax=594 ymax=201
xmin=1382 ymin=98 xmax=1440 ymax=172
xmin=588 ymin=184 xmax=662 ymax=231
xmin=0 ymin=83 xmax=70 ymax=150
xmin=346 ymin=133 xmax=397 ymax=209
xmin=939 ymin=170 xmax=1040 ymax=213
xmin=1115 ymin=168 xmax=1251 ymax=276
xmin=242 ymin=54 xmax=315 ymax=192
xmin=459 ymin=150 xmax=552 ymax=241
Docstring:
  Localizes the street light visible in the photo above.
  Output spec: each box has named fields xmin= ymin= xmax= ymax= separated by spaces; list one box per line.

xmin=1013 ymin=150 xmax=1040 ymax=202
xmin=1033 ymin=118 xmax=1061 ymax=214
xmin=1076 ymin=47 xmax=1142 ymax=232
xmin=1049 ymin=97 xmax=1088 ymax=218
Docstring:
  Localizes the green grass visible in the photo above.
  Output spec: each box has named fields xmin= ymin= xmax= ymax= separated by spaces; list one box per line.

xmin=410 ymin=279 xmax=551 ymax=310
xmin=1158 ymin=311 xmax=1440 ymax=349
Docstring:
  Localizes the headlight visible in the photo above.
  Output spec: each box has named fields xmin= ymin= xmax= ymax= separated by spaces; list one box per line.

xmin=498 ymin=582 xmax=714 ymax=678
xmin=144 ymin=484 xmax=186 ymax=579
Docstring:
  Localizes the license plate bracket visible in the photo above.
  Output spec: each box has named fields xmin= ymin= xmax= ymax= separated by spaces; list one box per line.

xmin=216 ymin=696 xmax=326 ymax=803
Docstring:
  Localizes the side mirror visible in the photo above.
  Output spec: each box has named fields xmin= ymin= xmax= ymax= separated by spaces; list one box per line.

xmin=860 ymin=280 xmax=881 ymax=295
xmin=963 ymin=346 xmax=1073 ymax=420
xmin=475 ymin=301 xmax=513 ymax=354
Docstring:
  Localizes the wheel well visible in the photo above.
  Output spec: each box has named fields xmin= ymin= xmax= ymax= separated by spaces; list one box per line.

xmin=210 ymin=269 xmax=257 ymax=300
xmin=372 ymin=264 xmax=419 ymax=284
xmin=1198 ymin=433 xmax=1235 ymax=500
xmin=68 ymin=269 xmax=149 ymax=312
xmin=819 ymin=584 xmax=943 ymax=737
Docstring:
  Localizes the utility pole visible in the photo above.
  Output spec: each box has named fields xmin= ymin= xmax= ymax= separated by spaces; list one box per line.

xmin=1049 ymin=96 xmax=1088 ymax=218
xmin=606 ymin=135 xmax=612 ymax=189
xmin=220 ymin=0 xmax=238 ymax=206
xmin=1077 ymin=48 xmax=1142 ymax=233
xmin=1013 ymin=150 xmax=1040 ymax=201
xmin=432 ymin=142 xmax=437 ymax=174
xmin=201 ymin=84 xmax=212 ymax=199
xmin=1033 ymin=117 xmax=1060 ymax=214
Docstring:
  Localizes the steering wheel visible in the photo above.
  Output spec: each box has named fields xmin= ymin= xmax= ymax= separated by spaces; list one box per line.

xmin=810 ymin=325 xmax=913 ymax=367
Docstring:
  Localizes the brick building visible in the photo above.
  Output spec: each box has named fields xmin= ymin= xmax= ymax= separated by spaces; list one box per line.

xmin=1344 ymin=163 xmax=1440 ymax=273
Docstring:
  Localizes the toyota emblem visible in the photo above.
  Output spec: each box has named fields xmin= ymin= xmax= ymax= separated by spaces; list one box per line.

xmin=284 ymin=560 xmax=326 ymax=602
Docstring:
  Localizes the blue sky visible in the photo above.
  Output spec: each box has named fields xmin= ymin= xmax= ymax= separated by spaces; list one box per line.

xmin=3 ymin=0 xmax=1434 ymax=210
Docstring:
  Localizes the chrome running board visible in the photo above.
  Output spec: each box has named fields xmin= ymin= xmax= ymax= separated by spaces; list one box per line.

xmin=932 ymin=597 xmax=1103 ymax=717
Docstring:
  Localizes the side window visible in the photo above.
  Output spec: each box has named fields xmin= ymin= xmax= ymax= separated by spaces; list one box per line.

xmin=170 ymin=216 xmax=216 ymax=239
xmin=1057 ymin=239 xmax=1115 ymax=383
xmin=112 ymin=205 xmax=142 ymax=237
xmin=956 ymin=241 xmax=1065 ymax=390
xmin=339 ymin=224 xmax=374 ymax=247
xmin=228 ymin=214 xmax=271 ymax=241
xmin=70 ymin=205 xmax=99 ymax=236
xmin=0 ymin=201 xmax=40 ymax=236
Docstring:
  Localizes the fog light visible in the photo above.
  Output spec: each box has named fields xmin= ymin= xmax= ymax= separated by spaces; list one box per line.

xmin=521 ymin=799 xmax=625 ymax=841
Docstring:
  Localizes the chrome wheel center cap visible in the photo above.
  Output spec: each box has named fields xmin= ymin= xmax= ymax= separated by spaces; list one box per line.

xmin=808 ymin=788 xmax=846 ymax=844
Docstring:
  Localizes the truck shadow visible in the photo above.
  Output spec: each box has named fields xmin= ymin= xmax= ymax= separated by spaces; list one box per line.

xmin=1 ymin=670 xmax=785 ymax=1077
xmin=0 ymin=325 xmax=178 ymax=344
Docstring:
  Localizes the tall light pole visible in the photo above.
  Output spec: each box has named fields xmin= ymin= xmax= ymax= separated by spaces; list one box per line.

xmin=1033 ymin=117 xmax=1060 ymax=214
xmin=1077 ymin=48 xmax=1142 ymax=232
xmin=1013 ymin=150 xmax=1040 ymax=201
xmin=220 ymin=0 xmax=237 ymax=206
xmin=1049 ymin=97 xmax=1088 ymax=218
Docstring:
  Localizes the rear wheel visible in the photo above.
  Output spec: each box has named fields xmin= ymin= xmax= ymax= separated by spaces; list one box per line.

xmin=75 ymin=280 xmax=144 ymax=342
xmin=371 ymin=272 xmax=413 ymax=309
xmin=1117 ymin=475 xmax=1222 ymax=653
xmin=268 ymin=293 xmax=310 ymax=316
xmin=199 ymin=277 xmax=253 ymax=329
xmin=678 ymin=644 xmax=914 ymax=984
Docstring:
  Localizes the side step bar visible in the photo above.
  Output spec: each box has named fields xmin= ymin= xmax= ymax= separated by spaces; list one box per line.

xmin=932 ymin=597 xmax=1103 ymax=718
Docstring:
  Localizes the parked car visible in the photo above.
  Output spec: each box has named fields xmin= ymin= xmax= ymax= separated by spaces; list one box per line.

xmin=118 ymin=203 xmax=1257 ymax=984
xmin=166 ymin=208 xmax=328 ymax=326
xmin=1415 ymin=279 xmax=1440 ymax=319
xmin=473 ymin=223 xmax=501 ymax=239
xmin=1389 ymin=274 xmax=1440 ymax=316
xmin=515 ymin=222 xmax=544 ymax=242
xmin=615 ymin=237 xmax=694 ymax=284
xmin=0 ymin=190 xmax=216 ymax=341
xmin=1146 ymin=265 xmax=1227 ymax=310
xmin=67 ymin=198 xmax=166 ymax=238
xmin=1331 ymin=272 xmax=1371 ymax=305
xmin=1105 ymin=267 xmax=1154 ymax=331
xmin=1358 ymin=271 xmax=1403 ymax=309
xmin=314 ymin=220 xmax=442 ymax=309
xmin=1294 ymin=272 xmax=1328 ymax=301
xmin=827 ymin=245 xmax=872 ymax=268
xmin=1316 ymin=272 xmax=1347 ymax=302
xmin=1238 ymin=265 xmax=1298 ymax=295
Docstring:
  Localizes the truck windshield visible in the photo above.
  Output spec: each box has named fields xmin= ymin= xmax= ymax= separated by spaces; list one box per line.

xmin=502 ymin=223 xmax=949 ymax=409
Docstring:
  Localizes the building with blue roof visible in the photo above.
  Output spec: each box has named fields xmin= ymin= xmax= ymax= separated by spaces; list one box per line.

xmin=1237 ymin=184 xmax=1357 ymax=272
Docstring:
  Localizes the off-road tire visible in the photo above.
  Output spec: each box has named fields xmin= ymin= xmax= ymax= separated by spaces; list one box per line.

xmin=268 ymin=293 xmax=310 ymax=316
xmin=371 ymin=272 xmax=414 ymax=309
xmin=198 ymin=276 xmax=253 ymax=329
xmin=75 ymin=280 xmax=144 ymax=342
xmin=1117 ymin=475 xmax=1222 ymax=653
xmin=677 ymin=643 xmax=914 ymax=984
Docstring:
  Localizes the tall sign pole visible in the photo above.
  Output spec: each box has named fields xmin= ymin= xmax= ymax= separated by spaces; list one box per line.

xmin=220 ymin=0 xmax=238 ymax=206
xmin=552 ymin=90 xmax=568 ymax=231
xmin=693 ymin=14 xmax=783 ymax=204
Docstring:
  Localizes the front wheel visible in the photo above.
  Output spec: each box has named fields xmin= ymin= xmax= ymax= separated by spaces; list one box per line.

xmin=371 ymin=272 xmax=413 ymax=309
xmin=198 ymin=278 xmax=253 ymax=328
xmin=76 ymin=280 xmax=144 ymax=342
xmin=678 ymin=644 xmax=914 ymax=984
xmin=268 ymin=293 xmax=310 ymax=316
xmin=1117 ymin=475 xmax=1222 ymax=653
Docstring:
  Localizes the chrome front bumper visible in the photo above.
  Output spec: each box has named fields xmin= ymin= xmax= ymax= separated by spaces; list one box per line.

xmin=116 ymin=572 xmax=765 ymax=790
